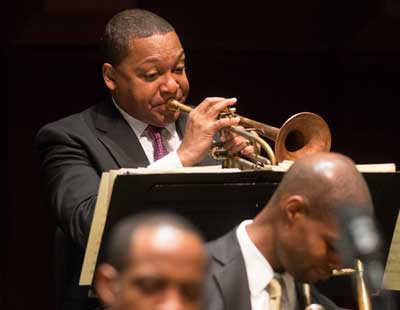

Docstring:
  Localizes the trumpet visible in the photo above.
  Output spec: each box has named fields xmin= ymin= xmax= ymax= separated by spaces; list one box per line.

xmin=166 ymin=98 xmax=332 ymax=168
xmin=333 ymin=260 xmax=372 ymax=310
xmin=302 ymin=260 xmax=371 ymax=310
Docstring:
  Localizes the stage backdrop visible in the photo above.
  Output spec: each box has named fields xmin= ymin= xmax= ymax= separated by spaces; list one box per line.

xmin=5 ymin=0 xmax=400 ymax=309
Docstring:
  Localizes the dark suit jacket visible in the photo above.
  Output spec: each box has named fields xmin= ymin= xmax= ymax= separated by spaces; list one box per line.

xmin=206 ymin=229 xmax=350 ymax=310
xmin=36 ymin=96 xmax=218 ymax=310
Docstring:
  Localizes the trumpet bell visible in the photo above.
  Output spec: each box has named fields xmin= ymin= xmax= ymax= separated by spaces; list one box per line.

xmin=275 ymin=112 xmax=332 ymax=163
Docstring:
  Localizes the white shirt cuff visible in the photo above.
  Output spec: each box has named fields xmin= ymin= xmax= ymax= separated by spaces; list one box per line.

xmin=147 ymin=151 xmax=183 ymax=169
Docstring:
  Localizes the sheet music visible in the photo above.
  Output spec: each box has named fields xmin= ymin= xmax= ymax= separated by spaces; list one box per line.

xmin=80 ymin=172 xmax=115 ymax=285
xmin=115 ymin=165 xmax=241 ymax=174
xmin=383 ymin=209 xmax=400 ymax=291
xmin=264 ymin=161 xmax=397 ymax=173
xmin=355 ymin=163 xmax=396 ymax=173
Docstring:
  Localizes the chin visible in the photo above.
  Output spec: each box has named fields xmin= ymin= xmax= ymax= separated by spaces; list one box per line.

xmin=151 ymin=116 xmax=177 ymax=128
xmin=151 ymin=108 xmax=179 ymax=125
xmin=163 ymin=111 xmax=180 ymax=125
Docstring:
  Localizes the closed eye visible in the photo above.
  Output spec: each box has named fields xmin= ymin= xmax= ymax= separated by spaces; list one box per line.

xmin=173 ymin=65 xmax=186 ymax=74
xmin=144 ymin=72 xmax=160 ymax=81
xmin=131 ymin=277 xmax=167 ymax=295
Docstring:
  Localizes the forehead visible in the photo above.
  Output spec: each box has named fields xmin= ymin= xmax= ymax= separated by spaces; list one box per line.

xmin=126 ymin=32 xmax=184 ymax=63
xmin=128 ymin=226 xmax=205 ymax=275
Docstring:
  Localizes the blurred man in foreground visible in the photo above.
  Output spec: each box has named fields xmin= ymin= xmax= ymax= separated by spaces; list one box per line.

xmin=95 ymin=211 xmax=207 ymax=310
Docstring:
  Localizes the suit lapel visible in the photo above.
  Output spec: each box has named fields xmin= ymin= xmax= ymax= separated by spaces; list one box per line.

xmin=95 ymin=98 xmax=149 ymax=168
xmin=214 ymin=257 xmax=252 ymax=310
xmin=211 ymin=231 xmax=252 ymax=310
xmin=94 ymin=98 xmax=220 ymax=168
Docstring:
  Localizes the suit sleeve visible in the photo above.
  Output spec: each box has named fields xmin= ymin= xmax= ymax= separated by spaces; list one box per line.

xmin=36 ymin=124 xmax=101 ymax=249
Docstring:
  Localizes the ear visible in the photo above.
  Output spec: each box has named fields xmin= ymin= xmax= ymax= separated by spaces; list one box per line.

xmin=102 ymin=63 xmax=117 ymax=91
xmin=284 ymin=195 xmax=307 ymax=225
xmin=94 ymin=264 xmax=120 ymax=306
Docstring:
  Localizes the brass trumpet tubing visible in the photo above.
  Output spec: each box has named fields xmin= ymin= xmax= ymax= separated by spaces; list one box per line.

xmin=302 ymin=283 xmax=312 ymax=306
xmin=229 ymin=126 xmax=276 ymax=165
xmin=355 ymin=260 xmax=372 ymax=310
xmin=332 ymin=268 xmax=356 ymax=276
xmin=236 ymin=112 xmax=331 ymax=163
xmin=236 ymin=114 xmax=279 ymax=140
xmin=223 ymin=156 xmax=260 ymax=170
xmin=303 ymin=261 xmax=372 ymax=310
xmin=331 ymin=260 xmax=372 ymax=310
xmin=166 ymin=98 xmax=277 ymax=166
xmin=302 ymin=283 xmax=326 ymax=310
xmin=165 ymin=98 xmax=332 ymax=165
xmin=166 ymin=99 xmax=194 ymax=113
xmin=243 ymin=154 xmax=271 ymax=166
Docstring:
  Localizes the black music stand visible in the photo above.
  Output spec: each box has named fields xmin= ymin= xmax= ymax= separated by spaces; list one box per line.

xmin=101 ymin=171 xmax=400 ymax=260
xmin=85 ymin=170 xmax=400 ymax=308
xmin=97 ymin=170 xmax=283 ymax=264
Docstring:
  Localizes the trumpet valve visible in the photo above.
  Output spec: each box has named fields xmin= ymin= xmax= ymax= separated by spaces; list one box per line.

xmin=219 ymin=107 xmax=237 ymax=119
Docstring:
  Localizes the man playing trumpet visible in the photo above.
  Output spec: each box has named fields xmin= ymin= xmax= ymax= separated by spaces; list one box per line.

xmin=36 ymin=8 xmax=256 ymax=310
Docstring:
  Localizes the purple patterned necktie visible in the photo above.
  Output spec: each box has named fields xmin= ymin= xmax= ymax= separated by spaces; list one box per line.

xmin=146 ymin=125 xmax=169 ymax=161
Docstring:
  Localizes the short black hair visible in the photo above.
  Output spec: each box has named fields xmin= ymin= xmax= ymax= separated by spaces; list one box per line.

xmin=101 ymin=9 xmax=175 ymax=65
xmin=103 ymin=210 xmax=203 ymax=271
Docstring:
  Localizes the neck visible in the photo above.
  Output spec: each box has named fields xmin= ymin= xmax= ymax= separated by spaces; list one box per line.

xmin=247 ymin=210 xmax=284 ymax=272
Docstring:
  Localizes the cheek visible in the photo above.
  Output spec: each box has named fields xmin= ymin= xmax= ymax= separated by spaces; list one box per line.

xmin=278 ymin=240 xmax=309 ymax=283
xmin=285 ymin=227 xmax=322 ymax=267
xmin=302 ymin=233 xmax=331 ymax=270
xmin=278 ymin=231 xmax=305 ymax=270
xmin=125 ymin=77 xmax=155 ymax=101
xmin=178 ymin=75 xmax=189 ymax=97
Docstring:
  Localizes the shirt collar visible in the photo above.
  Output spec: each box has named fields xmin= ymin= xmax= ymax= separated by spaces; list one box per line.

xmin=112 ymin=96 xmax=176 ymax=138
xmin=236 ymin=220 xmax=274 ymax=296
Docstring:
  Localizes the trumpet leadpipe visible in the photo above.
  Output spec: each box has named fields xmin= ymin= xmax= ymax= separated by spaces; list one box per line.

xmin=165 ymin=98 xmax=277 ymax=165
xmin=332 ymin=268 xmax=356 ymax=276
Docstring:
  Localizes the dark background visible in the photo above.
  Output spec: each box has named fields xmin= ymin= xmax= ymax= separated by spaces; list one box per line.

xmin=4 ymin=0 xmax=400 ymax=309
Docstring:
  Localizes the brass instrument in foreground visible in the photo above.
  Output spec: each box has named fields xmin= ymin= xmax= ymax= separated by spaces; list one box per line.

xmin=166 ymin=98 xmax=332 ymax=168
xmin=302 ymin=259 xmax=372 ymax=310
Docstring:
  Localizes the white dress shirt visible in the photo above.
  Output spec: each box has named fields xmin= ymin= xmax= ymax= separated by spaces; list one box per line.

xmin=113 ymin=99 xmax=183 ymax=169
xmin=236 ymin=220 xmax=298 ymax=310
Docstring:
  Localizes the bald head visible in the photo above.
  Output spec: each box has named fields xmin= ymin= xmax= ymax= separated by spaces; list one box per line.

xmin=269 ymin=152 xmax=373 ymax=219
xmin=103 ymin=211 xmax=204 ymax=271
xmin=248 ymin=152 xmax=374 ymax=283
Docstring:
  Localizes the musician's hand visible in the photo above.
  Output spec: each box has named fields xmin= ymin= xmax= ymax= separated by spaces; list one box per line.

xmin=177 ymin=97 xmax=240 ymax=167
xmin=220 ymin=127 xmax=260 ymax=156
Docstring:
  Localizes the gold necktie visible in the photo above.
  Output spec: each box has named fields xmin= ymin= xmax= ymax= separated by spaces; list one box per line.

xmin=268 ymin=277 xmax=282 ymax=310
